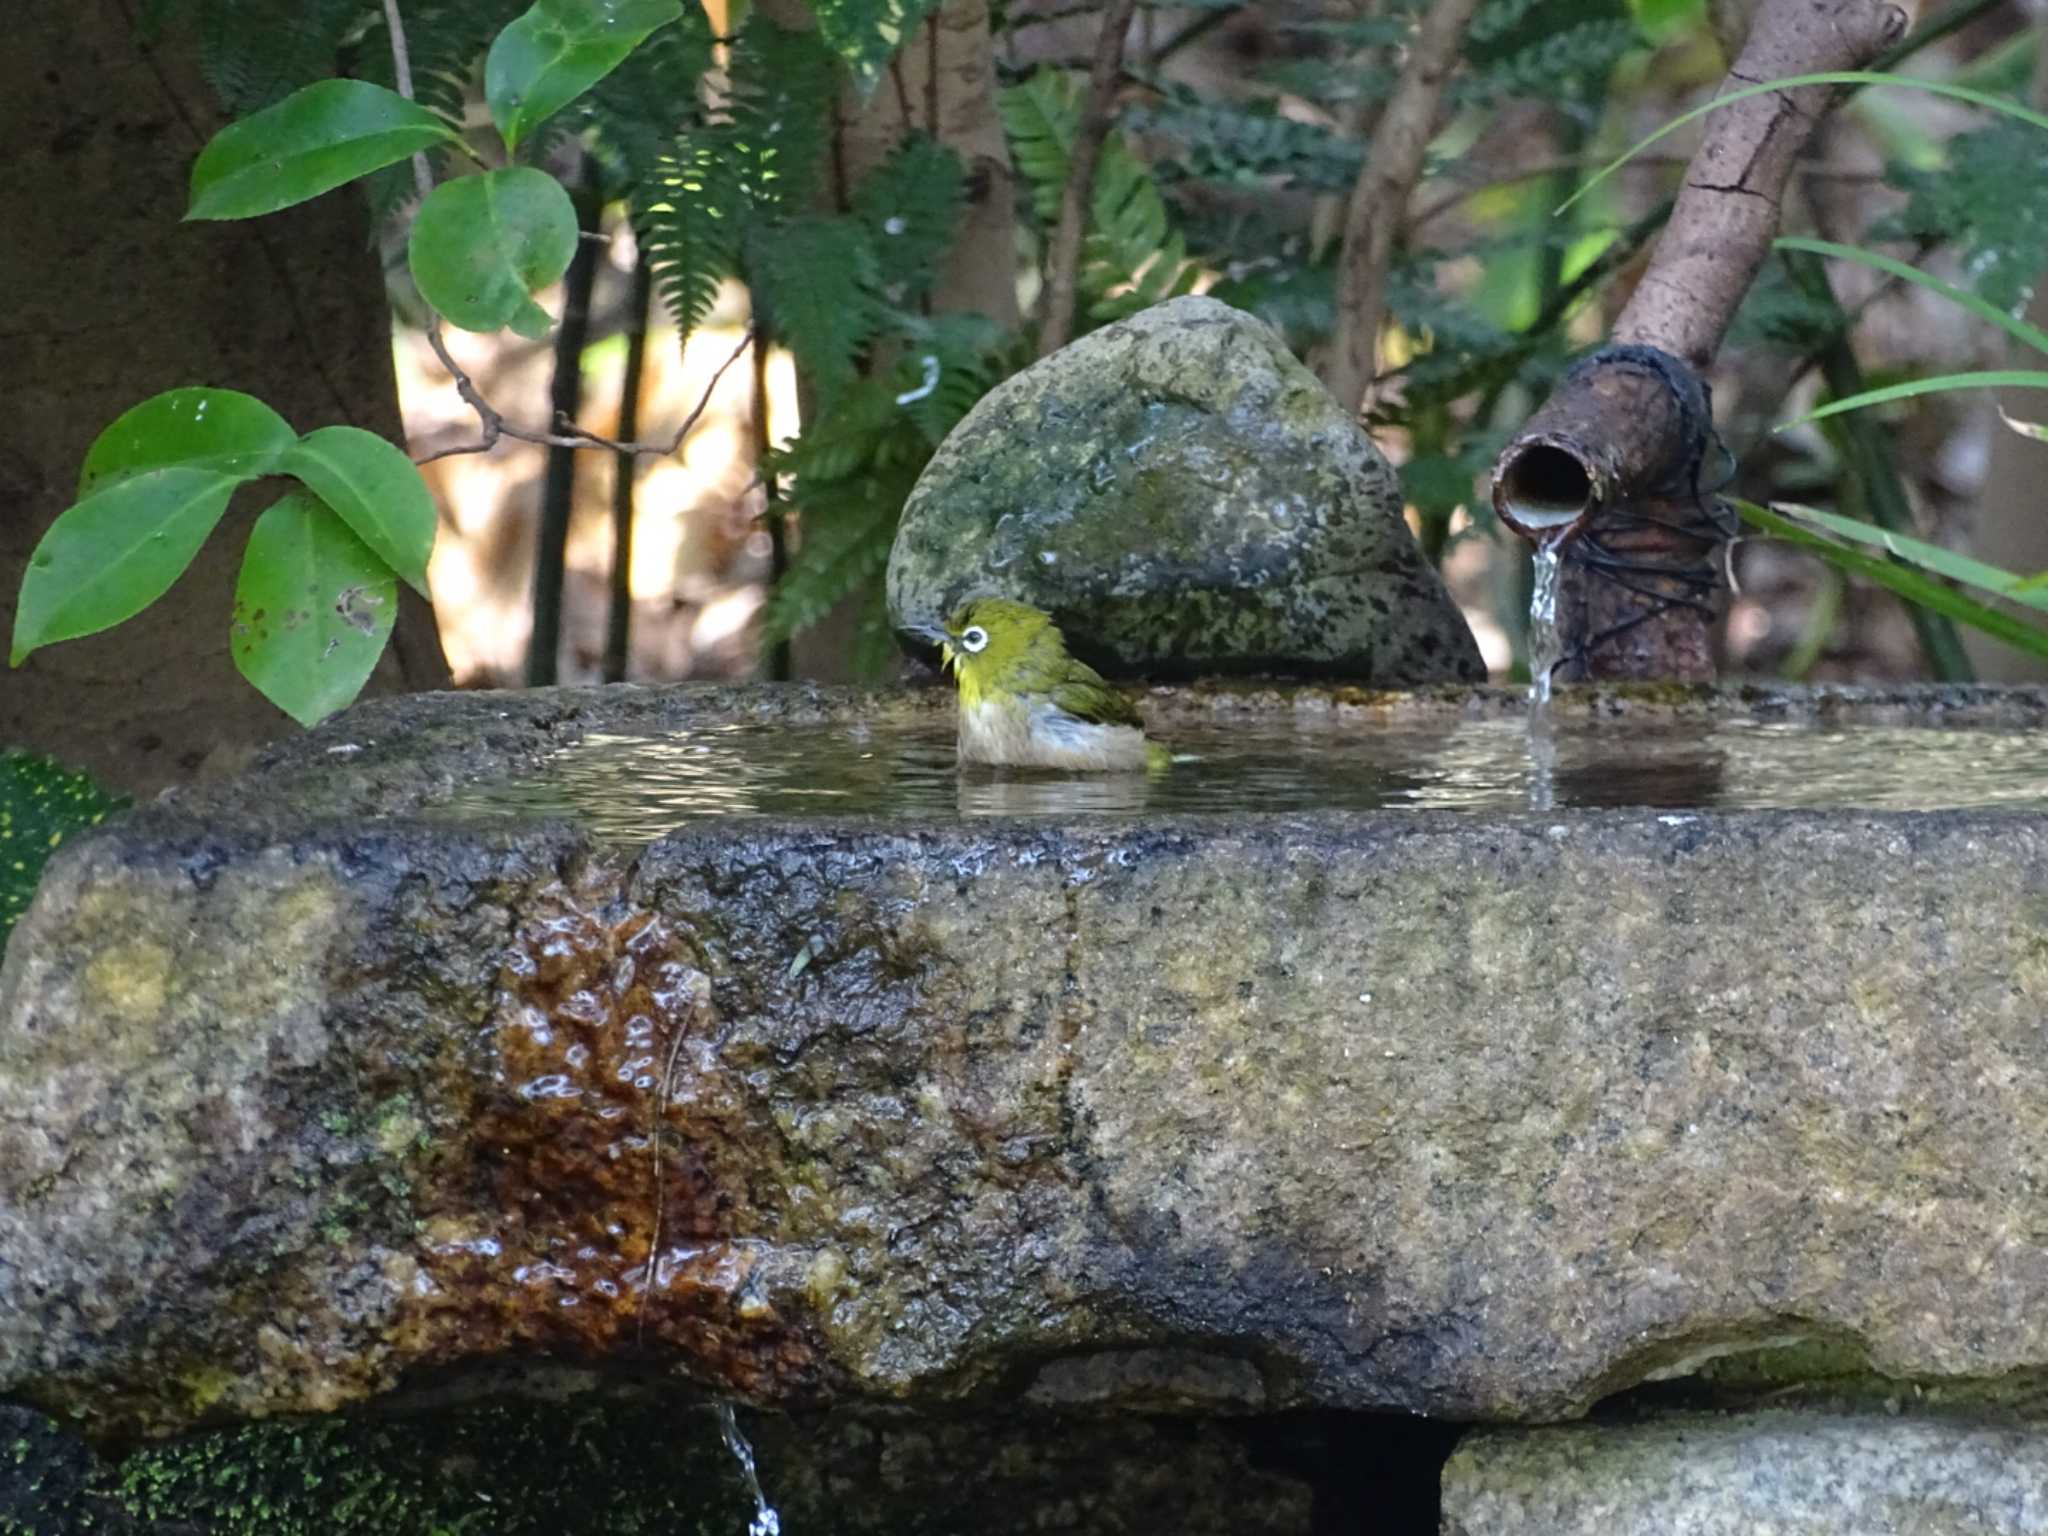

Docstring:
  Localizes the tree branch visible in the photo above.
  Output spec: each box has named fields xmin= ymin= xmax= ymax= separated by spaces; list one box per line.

xmin=413 ymin=325 xmax=756 ymax=465
xmin=1322 ymin=0 xmax=1484 ymax=417
xmin=1035 ymin=0 xmax=1138 ymax=358
xmin=1489 ymin=0 xmax=1908 ymax=684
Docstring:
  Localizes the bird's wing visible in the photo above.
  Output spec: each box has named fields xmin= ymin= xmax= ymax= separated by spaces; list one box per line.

xmin=1048 ymin=668 xmax=1145 ymax=729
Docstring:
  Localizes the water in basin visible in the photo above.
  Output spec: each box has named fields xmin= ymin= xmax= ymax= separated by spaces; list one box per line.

xmin=438 ymin=714 xmax=2048 ymax=846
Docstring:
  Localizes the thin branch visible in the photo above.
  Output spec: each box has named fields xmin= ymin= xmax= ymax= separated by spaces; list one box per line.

xmin=382 ymin=0 xmax=748 ymax=468
xmin=381 ymin=0 xmax=435 ymax=202
xmin=1323 ymin=0 xmax=1486 ymax=417
xmin=1036 ymin=0 xmax=1140 ymax=358
xmin=414 ymin=326 xmax=756 ymax=465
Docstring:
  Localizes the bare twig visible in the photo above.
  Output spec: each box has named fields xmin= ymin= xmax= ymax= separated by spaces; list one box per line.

xmin=381 ymin=0 xmax=435 ymax=203
xmin=1036 ymin=0 xmax=1140 ymax=358
xmin=1323 ymin=0 xmax=1485 ymax=417
xmin=413 ymin=326 xmax=756 ymax=465
xmin=383 ymin=0 xmax=749 ymax=468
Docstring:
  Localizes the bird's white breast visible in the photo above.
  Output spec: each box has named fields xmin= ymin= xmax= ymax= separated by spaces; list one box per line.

xmin=958 ymin=696 xmax=1151 ymax=770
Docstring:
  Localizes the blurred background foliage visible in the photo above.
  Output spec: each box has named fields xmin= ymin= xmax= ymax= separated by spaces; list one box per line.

xmin=142 ymin=0 xmax=2048 ymax=687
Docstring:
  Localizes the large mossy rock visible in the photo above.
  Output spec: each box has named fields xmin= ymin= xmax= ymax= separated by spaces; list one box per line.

xmin=886 ymin=297 xmax=1481 ymax=682
xmin=9 ymin=684 xmax=2048 ymax=1446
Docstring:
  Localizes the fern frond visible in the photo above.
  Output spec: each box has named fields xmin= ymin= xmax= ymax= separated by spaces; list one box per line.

xmin=723 ymin=19 xmax=840 ymax=220
xmin=1455 ymin=18 xmax=1638 ymax=105
xmin=581 ymin=7 xmax=717 ymax=191
xmin=749 ymin=215 xmax=889 ymax=388
xmin=1130 ymin=90 xmax=1360 ymax=194
xmin=998 ymin=71 xmax=1081 ymax=225
xmin=633 ymin=135 xmax=746 ymax=338
xmin=189 ymin=0 xmax=371 ymax=114
xmin=759 ymin=473 xmax=904 ymax=644
xmin=1001 ymin=69 xmax=1201 ymax=332
xmin=853 ymin=136 xmax=968 ymax=304
xmin=1880 ymin=120 xmax=2048 ymax=313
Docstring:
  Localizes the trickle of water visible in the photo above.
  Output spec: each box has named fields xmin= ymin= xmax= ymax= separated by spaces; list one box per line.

xmin=715 ymin=1401 xmax=782 ymax=1536
xmin=1527 ymin=537 xmax=1565 ymax=711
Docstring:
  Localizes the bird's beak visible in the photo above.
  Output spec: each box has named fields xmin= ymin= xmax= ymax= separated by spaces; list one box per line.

xmin=900 ymin=622 xmax=952 ymax=650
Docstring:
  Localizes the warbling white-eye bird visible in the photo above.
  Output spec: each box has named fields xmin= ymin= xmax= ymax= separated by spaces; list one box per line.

xmin=906 ymin=597 xmax=1171 ymax=771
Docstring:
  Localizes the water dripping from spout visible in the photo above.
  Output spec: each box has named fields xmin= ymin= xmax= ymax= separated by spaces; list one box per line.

xmin=1525 ymin=535 xmax=1566 ymax=811
xmin=716 ymin=1401 xmax=782 ymax=1535
xmin=1527 ymin=535 xmax=1565 ymax=714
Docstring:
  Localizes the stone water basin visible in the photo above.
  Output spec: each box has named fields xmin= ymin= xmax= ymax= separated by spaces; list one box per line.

xmin=5 ymin=679 xmax=2048 ymax=1451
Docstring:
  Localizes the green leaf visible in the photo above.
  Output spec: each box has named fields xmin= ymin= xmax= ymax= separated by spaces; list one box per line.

xmin=408 ymin=167 xmax=580 ymax=338
xmin=78 ymin=388 xmax=297 ymax=497
xmin=1782 ymin=370 xmax=2048 ymax=430
xmin=187 ymin=78 xmax=461 ymax=220
xmin=485 ymin=0 xmax=683 ymax=156
xmin=1732 ymin=499 xmax=2048 ymax=665
xmin=1561 ymin=72 xmax=2048 ymax=216
xmin=11 ymin=468 xmax=239 ymax=666
xmin=809 ymin=0 xmax=942 ymax=95
xmin=1 ymin=752 xmax=128 ymax=953
xmin=231 ymin=490 xmax=398 ymax=727
xmin=1999 ymin=404 xmax=2048 ymax=446
xmin=1762 ymin=501 xmax=2048 ymax=615
xmin=1773 ymin=237 xmax=2048 ymax=358
xmin=280 ymin=427 xmax=437 ymax=597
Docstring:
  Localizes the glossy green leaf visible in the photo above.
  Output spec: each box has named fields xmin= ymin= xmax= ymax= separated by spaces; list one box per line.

xmin=281 ymin=426 xmax=437 ymax=596
xmin=78 ymin=388 xmax=296 ymax=497
xmin=187 ymin=79 xmax=460 ymax=220
xmin=1783 ymin=370 xmax=2048 ymax=429
xmin=231 ymin=490 xmax=397 ymax=727
xmin=1733 ymin=499 xmax=2048 ymax=664
xmin=408 ymin=168 xmax=579 ymax=338
xmin=11 ymin=469 xmax=239 ymax=666
xmin=1774 ymin=237 xmax=2048 ymax=359
xmin=1561 ymin=73 xmax=2048 ymax=216
xmin=486 ymin=0 xmax=683 ymax=155
xmin=1763 ymin=501 xmax=2048 ymax=614
xmin=810 ymin=0 xmax=942 ymax=95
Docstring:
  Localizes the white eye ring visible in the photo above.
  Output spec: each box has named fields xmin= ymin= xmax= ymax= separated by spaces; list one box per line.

xmin=959 ymin=625 xmax=989 ymax=653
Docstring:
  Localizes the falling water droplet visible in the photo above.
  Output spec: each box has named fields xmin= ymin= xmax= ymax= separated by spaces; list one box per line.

xmin=716 ymin=1401 xmax=782 ymax=1536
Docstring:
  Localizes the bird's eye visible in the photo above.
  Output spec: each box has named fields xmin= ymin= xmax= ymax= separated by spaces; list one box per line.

xmin=960 ymin=625 xmax=989 ymax=653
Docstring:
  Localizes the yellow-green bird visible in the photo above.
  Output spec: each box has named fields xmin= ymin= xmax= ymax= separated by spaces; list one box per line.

xmin=907 ymin=597 xmax=1170 ymax=771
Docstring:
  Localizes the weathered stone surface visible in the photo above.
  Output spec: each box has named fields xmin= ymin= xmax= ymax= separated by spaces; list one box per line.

xmin=886 ymin=296 xmax=1482 ymax=682
xmin=7 ymin=683 xmax=2048 ymax=1442
xmin=0 ymin=1396 xmax=1316 ymax=1535
xmin=1443 ymin=1413 xmax=2048 ymax=1534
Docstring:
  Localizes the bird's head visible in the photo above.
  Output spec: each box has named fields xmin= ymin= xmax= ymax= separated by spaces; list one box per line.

xmin=904 ymin=597 xmax=1064 ymax=704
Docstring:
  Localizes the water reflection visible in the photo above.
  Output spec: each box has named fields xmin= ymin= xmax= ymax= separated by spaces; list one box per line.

xmin=437 ymin=717 xmax=2048 ymax=848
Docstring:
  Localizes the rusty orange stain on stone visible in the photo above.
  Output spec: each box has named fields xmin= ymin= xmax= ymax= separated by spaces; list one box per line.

xmin=404 ymin=875 xmax=822 ymax=1398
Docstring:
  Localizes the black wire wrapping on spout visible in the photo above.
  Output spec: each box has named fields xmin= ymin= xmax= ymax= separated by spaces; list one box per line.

xmin=1545 ymin=343 xmax=1741 ymax=674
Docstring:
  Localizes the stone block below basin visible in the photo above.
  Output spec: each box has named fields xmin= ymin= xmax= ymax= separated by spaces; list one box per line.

xmin=5 ymin=683 xmax=2048 ymax=1441
xmin=1443 ymin=1413 xmax=2048 ymax=1535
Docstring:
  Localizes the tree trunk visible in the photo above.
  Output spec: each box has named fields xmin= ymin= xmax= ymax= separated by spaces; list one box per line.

xmin=0 ymin=0 xmax=449 ymax=794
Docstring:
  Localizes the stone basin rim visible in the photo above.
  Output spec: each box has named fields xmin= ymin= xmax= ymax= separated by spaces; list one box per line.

xmin=150 ymin=679 xmax=2048 ymax=829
